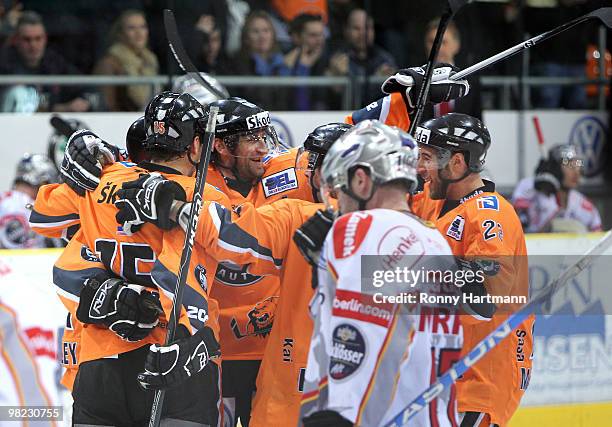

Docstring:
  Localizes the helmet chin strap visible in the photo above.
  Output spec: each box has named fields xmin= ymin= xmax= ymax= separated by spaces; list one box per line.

xmin=342 ymin=182 xmax=377 ymax=211
xmin=217 ymin=153 xmax=259 ymax=185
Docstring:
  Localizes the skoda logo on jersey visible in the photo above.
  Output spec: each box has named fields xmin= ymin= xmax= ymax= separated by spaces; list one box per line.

xmin=215 ymin=262 xmax=263 ymax=286
xmin=569 ymin=116 xmax=607 ymax=178
xmin=271 ymin=116 xmax=293 ymax=147
xmin=194 ymin=264 xmax=208 ymax=292
xmin=329 ymin=323 xmax=366 ymax=381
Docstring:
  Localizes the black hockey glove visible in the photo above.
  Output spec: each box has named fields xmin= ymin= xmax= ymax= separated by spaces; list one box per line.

xmin=302 ymin=410 xmax=353 ymax=427
xmin=137 ymin=325 xmax=221 ymax=390
xmin=76 ymin=273 xmax=163 ymax=342
xmin=381 ymin=63 xmax=470 ymax=110
xmin=60 ymin=129 xmax=124 ymax=196
xmin=534 ymin=157 xmax=563 ymax=196
xmin=115 ymin=173 xmax=187 ymax=235
xmin=293 ymin=209 xmax=334 ymax=267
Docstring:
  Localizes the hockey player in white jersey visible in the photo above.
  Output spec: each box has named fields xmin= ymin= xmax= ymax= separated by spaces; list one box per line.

xmin=299 ymin=120 xmax=462 ymax=427
xmin=0 ymin=154 xmax=58 ymax=249
xmin=512 ymin=143 xmax=601 ymax=233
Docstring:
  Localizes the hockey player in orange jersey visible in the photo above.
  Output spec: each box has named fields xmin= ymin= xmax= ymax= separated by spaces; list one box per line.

xmin=33 ymin=92 xmax=232 ymax=426
xmin=413 ymin=113 xmax=533 ymax=427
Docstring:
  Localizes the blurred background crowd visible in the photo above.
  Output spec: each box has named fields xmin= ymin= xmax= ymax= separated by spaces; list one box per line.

xmin=0 ymin=0 xmax=608 ymax=113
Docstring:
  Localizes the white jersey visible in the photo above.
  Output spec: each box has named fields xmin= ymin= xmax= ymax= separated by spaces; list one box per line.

xmin=0 ymin=190 xmax=47 ymax=249
xmin=300 ymin=209 xmax=462 ymax=427
xmin=512 ymin=177 xmax=602 ymax=233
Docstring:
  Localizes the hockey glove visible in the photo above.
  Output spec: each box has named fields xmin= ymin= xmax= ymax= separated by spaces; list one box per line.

xmin=534 ymin=157 xmax=563 ymax=196
xmin=302 ymin=410 xmax=353 ymax=427
xmin=76 ymin=273 xmax=163 ymax=342
xmin=60 ymin=129 xmax=124 ymax=196
xmin=137 ymin=326 xmax=221 ymax=390
xmin=381 ymin=63 xmax=470 ymax=110
xmin=114 ymin=173 xmax=187 ymax=235
xmin=293 ymin=209 xmax=334 ymax=267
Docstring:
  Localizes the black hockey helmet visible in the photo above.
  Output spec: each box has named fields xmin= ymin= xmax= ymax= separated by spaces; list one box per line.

xmin=126 ymin=116 xmax=148 ymax=163
xmin=296 ymin=122 xmax=353 ymax=171
xmin=208 ymin=97 xmax=280 ymax=152
xmin=143 ymin=91 xmax=206 ymax=153
xmin=416 ymin=113 xmax=491 ymax=173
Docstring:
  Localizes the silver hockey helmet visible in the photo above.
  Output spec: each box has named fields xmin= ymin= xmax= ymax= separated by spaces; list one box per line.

xmin=549 ymin=143 xmax=583 ymax=169
xmin=321 ymin=120 xmax=419 ymax=195
xmin=172 ymin=73 xmax=229 ymax=107
xmin=14 ymin=153 xmax=58 ymax=187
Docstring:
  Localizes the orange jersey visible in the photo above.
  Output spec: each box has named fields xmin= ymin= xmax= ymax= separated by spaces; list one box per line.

xmin=205 ymin=148 xmax=315 ymax=360
xmin=345 ymin=93 xmax=411 ymax=131
xmin=59 ymin=312 xmax=80 ymax=391
xmin=29 ymin=183 xmax=80 ymax=240
xmin=247 ymin=200 xmax=323 ymax=427
xmin=413 ymin=181 xmax=533 ymax=426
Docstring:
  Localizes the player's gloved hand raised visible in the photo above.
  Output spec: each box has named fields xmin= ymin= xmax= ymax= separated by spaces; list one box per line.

xmin=137 ymin=325 xmax=220 ymax=390
xmin=76 ymin=273 xmax=163 ymax=342
xmin=534 ymin=157 xmax=563 ymax=196
xmin=60 ymin=129 xmax=124 ymax=196
xmin=293 ymin=209 xmax=334 ymax=268
xmin=302 ymin=410 xmax=354 ymax=427
xmin=381 ymin=63 xmax=470 ymax=110
xmin=114 ymin=173 xmax=187 ymax=235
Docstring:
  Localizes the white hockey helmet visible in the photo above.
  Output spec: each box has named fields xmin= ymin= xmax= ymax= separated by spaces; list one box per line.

xmin=321 ymin=120 xmax=419 ymax=195
xmin=14 ymin=153 xmax=58 ymax=187
xmin=172 ymin=73 xmax=229 ymax=107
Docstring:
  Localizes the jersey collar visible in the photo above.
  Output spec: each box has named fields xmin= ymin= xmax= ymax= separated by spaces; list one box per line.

xmin=438 ymin=179 xmax=496 ymax=218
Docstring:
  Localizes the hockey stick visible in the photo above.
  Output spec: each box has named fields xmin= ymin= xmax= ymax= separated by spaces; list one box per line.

xmin=408 ymin=0 xmax=471 ymax=135
xmin=163 ymin=9 xmax=227 ymax=100
xmin=451 ymin=7 xmax=612 ymax=81
xmin=148 ymin=106 xmax=220 ymax=427
xmin=383 ymin=229 xmax=612 ymax=427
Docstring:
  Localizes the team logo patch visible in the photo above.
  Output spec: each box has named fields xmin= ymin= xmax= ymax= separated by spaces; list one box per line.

xmin=446 ymin=215 xmax=465 ymax=241
xmin=194 ymin=264 xmax=207 ymax=292
xmin=329 ymin=324 xmax=366 ymax=380
xmin=262 ymin=168 xmax=298 ymax=198
xmin=230 ymin=296 xmax=279 ymax=339
xmin=80 ymin=246 xmax=100 ymax=262
xmin=333 ymin=212 xmax=373 ymax=259
xmin=215 ymin=262 xmax=263 ymax=286
xmin=476 ymin=195 xmax=499 ymax=211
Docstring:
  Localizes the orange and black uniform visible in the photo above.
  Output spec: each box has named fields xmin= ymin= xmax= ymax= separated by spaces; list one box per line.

xmin=412 ymin=181 xmax=534 ymax=427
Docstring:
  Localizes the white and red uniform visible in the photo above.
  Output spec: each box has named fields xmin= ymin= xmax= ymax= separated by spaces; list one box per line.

xmin=512 ymin=177 xmax=602 ymax=233
xmin=0 ymin=190 xmax=48 ymax=249
xmin=300 ymin=208 xmax=461 ymax=427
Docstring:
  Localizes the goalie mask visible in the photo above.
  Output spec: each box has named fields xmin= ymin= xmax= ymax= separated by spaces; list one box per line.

xmin=14 ymin=153 xmax=58 ymax=188
xmin=321 ymin=120 xmax=418 ymax=209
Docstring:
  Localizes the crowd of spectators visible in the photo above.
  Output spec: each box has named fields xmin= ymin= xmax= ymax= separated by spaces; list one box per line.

xmin=0 ymin=0 xmax=607 ymax=112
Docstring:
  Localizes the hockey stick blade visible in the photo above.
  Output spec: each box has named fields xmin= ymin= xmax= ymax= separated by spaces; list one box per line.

xmin=163 ymin=9 xmax=227 ymax=100
xmin=50 ymin=115 xmax=77 ymax=138
xmin=384 ymin=229 xmax=612 ymax=427
xmin=148 ymin=106 xmax=220 ymax=427
xmin=452 ymin=7 xmax=611 ymax=81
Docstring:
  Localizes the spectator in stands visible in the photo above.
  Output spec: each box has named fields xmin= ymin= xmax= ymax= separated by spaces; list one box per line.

xmin=188 ymin=15 xmax=229 ymax=74
xmin=227 ymin=10 xmax=290 ymax=110
xmin=512 ymin=144 xmax=601 ymax=233
xmin=284 ymin=13 xmax=330 ymax=110
xmin=93 ymin=10 xmax=158 ymax=111
xmin=422 ymin=18 xmax=482 ymax=120
xmin=0 ymin=11 xmax=91 ymax=112
xmin=525 ymin=1 xmax=589 ymax=109
xmin=326 ymin=8 xmax=396 ymax=104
